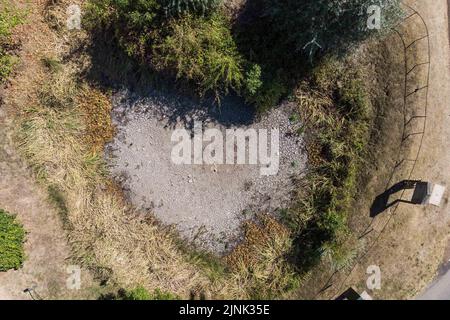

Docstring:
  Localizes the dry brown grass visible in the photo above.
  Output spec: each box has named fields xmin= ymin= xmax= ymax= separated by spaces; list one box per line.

xmin=77 ymin=86 xmax=115 ymax=152
xmin=8 ymin=0 xmax=307 ymax=300
xmin=222 ymin=215 xmax=300 ymax=299
xmin=15 ymin=62 xmax=302 ymax=299
xmin=15 ymin=65 xmax=213 ymax=298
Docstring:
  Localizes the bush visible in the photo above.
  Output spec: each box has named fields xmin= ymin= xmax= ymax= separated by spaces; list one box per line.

xmin=247 ymin=73 xmax=288 ymax=113
xmin=153 ymin=13 xmax=245 ymax=99
xmin=0 ymin=3 xmax=25 ymax=82
xmin=0 ymin=209 xmax=25 ymax=271
xmin=239 ymin=0 xmax=402 ymax=62
xmin=284 ymin=57 xmax=372 ymax=271
xmin=243 ymin=63 xmax=262 ymax=96
xmin=161 ymin=0 xmax=221 ymax=17
xmin=86 ymin=1 xmax=251 ymax=102
xmin=121 ymin=286 xmax=179 ymax=300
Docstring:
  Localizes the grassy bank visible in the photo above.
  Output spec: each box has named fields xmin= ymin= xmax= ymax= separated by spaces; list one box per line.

xmin=16 ymin=64 xmax=211 ymax=297
xmin=288 ymin=57 xmax=373 ymax=271
xmin=8 ymin=0 xmax=406 ymax=300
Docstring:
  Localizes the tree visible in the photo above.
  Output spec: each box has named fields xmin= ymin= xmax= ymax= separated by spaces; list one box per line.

xmin=238 ymin=0 xmax=402 ymax=63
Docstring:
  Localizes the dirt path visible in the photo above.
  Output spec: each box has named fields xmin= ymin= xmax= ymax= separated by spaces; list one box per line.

xmin=332 ymin=0 xmax=450 ymax=299
xmin=416 ymin=0 xmax=450 ymax=300
xmin=0 ymin=1 xmax=93 ymax=300
xmin=108 ymin=91 xmax=307 ymax=254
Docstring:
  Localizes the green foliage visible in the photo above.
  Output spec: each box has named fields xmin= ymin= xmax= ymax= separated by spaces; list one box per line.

xmin=0 ymin=209 xmax=25 ymax=272
xmin=240 ymin=0 xmax=402 ymax=61
xmin=284 ymin=57 xmax=372 ymax=271
xmin=154 ymin=13 xmax=244 ymax=99
xmin=243 ymin=63 xmax=262 ymax=96
xmin=247 ymin=73 xmax=288 ymax=113
xmin=85 ymin=0 xmax=161 ymax=57
xmin=161 ymin=0 xmax=221 ymax=17
xmin=87 ymin=0 xmax=401 ymax=109
xmin=86 ymin=0 xmax=250 ymax=101
xmin=0 ymin=54 xmax=17 ymax=81
xmin=234 ymin=0 xmax=402 ymax=110
xmin=0 ymin=3 xmax=25 ymax=82
xmin=122 ymin=286 xmax=179 ymax=300
xmin=123 ymin=286 xmax=152 ymax=300
xmin=41 ymin=57 xmax=62 ymax=73
xmin=338 ymin=78 xmax=371 ymax=121
xmin=151 ymin=288 xmax=179 ymax=300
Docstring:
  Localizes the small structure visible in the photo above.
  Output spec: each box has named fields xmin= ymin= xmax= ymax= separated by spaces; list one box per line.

xmin=410 ymin=181 xmax=432 ymax=205
xmin=336 ymin=288 xmax=372 ymax=300
xmin=428 ymin=184 xmax=446 ymax=206
xmin=371 ymin=180 xmax=447 ymax=217
xmin=411 ymin=181 xmax=446 ymax=206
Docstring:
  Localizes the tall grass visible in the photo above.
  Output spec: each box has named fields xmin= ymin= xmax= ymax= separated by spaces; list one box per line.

xmin=15 ymin=64 xmax=298 ymax=299
xmin=153 ymin=12 xmax=245 ymax=100
xmin=16 ymin=67 xmax=211 ymax=298
xmin=284 ymin=56 xmax=373 ymax=272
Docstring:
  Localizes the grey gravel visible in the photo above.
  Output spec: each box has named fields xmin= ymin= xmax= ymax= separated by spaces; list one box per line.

xmin=106 ymin=89 xmax=307 ymax=254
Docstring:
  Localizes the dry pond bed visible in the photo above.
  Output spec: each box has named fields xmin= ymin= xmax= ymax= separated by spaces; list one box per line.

xmin=106 ymin=89 xmax=308 ymax=253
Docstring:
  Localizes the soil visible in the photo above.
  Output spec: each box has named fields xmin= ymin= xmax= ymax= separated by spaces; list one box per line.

xmin=2 ymin=0 xmax=450 ymax=300
xmin=0 ymin=0 xmax=96 ymax=300
xmin=106 ymin=90 xmax=307 ymax=254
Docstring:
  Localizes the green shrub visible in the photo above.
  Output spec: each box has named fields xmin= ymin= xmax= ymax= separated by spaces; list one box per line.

xmin=284 ymin=57 xmax=372 ymax=271
xmin=243 ymin=63 xmax=262 ymax=96
xmin=247 ymin=73 xmax=288 ymax=113
xmin=123 ymin=286 xmax=152 ymax=300
xmin=161 ymin=0 xmax=221 ymax=17
xmin=85 ymin=0 xmax=161 ymax=57
xmin=154 ymin=13 xmax=245 ymax=99
xmin=86 ymin=1 xmax=249 ymax=102
xmin=0 ymin=209 xmax=25 ymax=272
xmin=239 ymin=0 xmax=402 ymax=62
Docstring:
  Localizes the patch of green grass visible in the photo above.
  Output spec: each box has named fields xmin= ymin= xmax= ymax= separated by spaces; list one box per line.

xmin=0 ymin=2 xmax=25 ymax=82
xmin=41 ymin=56 xmax=62 ymax=73
xmin=187 ymin=249 xmax=227 ymax=283
xmin=118 ymin=286 xmax=180 ymax=300
xmin=0 ymin=209 xmax=25 ymax=271
xmin=153 ymin=12 xmax=245 ymax=100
